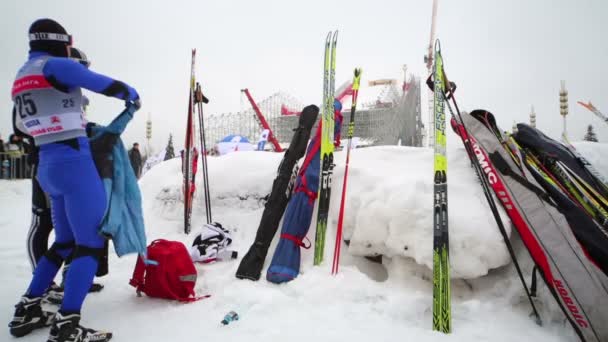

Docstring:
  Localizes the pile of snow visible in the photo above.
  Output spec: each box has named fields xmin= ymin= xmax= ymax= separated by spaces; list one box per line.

xmin=141 ymin=149 xmax=166 ymax=176
xmin=5 ymin=140 xmax=608 ymax=341
xmin=335 ymin=145 xmax=511 ymax=279
xmin=572 ymin=141 xmax=608 ymax=180
xmin=142 ymin=144 xmax=510 ymax=279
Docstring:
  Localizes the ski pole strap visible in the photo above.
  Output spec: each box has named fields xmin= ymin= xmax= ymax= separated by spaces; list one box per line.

xmin=280 ymin=234 xmax=311 ymax=249
xmin=194 ymin=83 xmax=210 ymax=104
xmin=425 ymin=73 xmax=457 ymax=99
xmin=530 ymin=265 xmax=538 ymax=297
xmin=442 ymin=67 xmax=457 ymax=100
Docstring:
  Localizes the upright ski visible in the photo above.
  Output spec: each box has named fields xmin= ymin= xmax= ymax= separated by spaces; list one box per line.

xmin=431 ymin=40 xmax=451 ymax=334
xmin=183 ymin=49 xmax=196 ymax=234
xmin=332 ymin=68 xmax=361 ymax=275
xmin=314 ymin=30 xmax=338 ymax=266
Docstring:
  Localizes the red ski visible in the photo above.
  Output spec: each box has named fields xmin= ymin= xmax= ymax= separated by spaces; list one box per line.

xmin=183 ymin=49 xmax=197 ymax=234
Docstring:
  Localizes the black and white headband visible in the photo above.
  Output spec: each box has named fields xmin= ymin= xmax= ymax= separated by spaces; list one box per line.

xmin=29 ymin=32 xmax=72 ymax=45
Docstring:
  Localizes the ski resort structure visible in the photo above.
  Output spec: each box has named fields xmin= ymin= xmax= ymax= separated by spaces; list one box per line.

xmin=203 ymin=71 xmax=423 ymax=149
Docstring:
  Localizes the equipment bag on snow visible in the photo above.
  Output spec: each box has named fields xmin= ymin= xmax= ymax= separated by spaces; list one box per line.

xmin=129 ymin=239 xmax=208 ymax=302
xmin=461 ymin=110 xmax=608 ymax=342
xmin=190 ymin=222 xmax=238 ymax=263
xmin=236 ymin=104 xmax=319 ymax=281
xmin=266 ymin=102 xmax=343 ymax=283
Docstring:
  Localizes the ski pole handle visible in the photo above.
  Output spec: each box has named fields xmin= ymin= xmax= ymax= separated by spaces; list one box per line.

xmin=425 ymin=74 xmax=456 ymax=98
xmin=195 ymin=83 xmax=209 ymax=104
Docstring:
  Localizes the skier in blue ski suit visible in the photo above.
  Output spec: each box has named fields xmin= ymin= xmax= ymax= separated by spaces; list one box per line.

xmin=19 ymin=46 xmax=107 ymax=307
xmin=8 ymin=18 xmax=140 ymax=342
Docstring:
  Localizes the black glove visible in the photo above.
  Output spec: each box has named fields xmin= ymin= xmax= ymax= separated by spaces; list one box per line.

xmin=125 ymin=99 xmax=142 ymax=113
xmin=195 ymin=89 xmax=209 ymax=104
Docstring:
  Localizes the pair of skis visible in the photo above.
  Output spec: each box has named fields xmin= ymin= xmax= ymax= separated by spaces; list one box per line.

xmin=311 ymin=30 xmax=364 ymax=274
xmin=184 ymin=49 xmax=212 ymax=234
xmin=313 ymin=31 xmax=338 ymax=266
xmin=430 ymin=40 xmax=451 ymax=334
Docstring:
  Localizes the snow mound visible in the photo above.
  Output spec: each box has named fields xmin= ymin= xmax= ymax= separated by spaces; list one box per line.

xmin=139 ymin=151 xmax=283 ymax=223
xmin=572 ymin=141 xmax=608 ymax=180
xmin=141 ymin=145 xmax=510 ymax=279
xmin=332 ymin=146 xmax=512 ymax=279
xmin=0 ymin=140 xmax=580 ymax=341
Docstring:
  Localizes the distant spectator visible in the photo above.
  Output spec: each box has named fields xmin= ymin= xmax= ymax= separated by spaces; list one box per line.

xmin=0 ymin=133 xmax=5 ymax=159
xmin=0 ymin=134 xmax=6 ymax=178
xmin=6 ymin=134 xmax=30 ymax=178
xmin=7 ymin=134 xmax=23 ymax=154
xmin=128 ymin=143 xmax=143 ymax=179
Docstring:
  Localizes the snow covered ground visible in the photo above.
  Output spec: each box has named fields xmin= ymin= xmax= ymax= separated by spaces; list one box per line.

xmin=3 ymin=140 xmax=604 ymax=341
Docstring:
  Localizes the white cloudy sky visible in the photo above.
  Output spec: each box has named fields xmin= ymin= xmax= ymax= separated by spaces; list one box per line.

xmin=1 ymin=0 xmax=607 ymax=150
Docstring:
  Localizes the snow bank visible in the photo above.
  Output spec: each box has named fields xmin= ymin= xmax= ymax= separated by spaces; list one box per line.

xmin=572 ymin=141 xmax=608 ymax=180
xmin=332 ymin=145 xmax=511 ymax=279
xmin=141 ymin=145 xmax=511 ymax=279
xmin=1 ymin=140 xmax=587 ymax=341
xmin=139 ymin=151 xmax=283 ymax=224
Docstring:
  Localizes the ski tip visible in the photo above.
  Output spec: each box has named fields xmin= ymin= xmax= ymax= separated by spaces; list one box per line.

xmin=354 ymin=68 xmax=362 ymax=77
xmin=434 ymin=39 xmax=441 ymax=53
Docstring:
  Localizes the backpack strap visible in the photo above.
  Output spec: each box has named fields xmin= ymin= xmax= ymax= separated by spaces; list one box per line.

xmin=129 ymin=254 xmax=147 ymax=295
xmin=162 ymin=273 xmax=211 ymax=302
xmin=129 ymin=245 xmax=161 ymax=294
xmin=178 ymin=294 xmax=211 ymax=303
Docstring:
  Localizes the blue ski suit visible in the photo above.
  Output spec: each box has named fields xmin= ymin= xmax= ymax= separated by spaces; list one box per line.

xmin=12 ymin=51 xmax=139 ymax=313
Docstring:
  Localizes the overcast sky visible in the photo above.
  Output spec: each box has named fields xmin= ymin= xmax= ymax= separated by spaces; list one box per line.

xmin=1 ymin=0 xmax=607 ymax=151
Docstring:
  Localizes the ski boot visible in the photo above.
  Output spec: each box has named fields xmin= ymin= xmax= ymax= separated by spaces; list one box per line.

xmin=8 ymin=295 xmax=54 ymax=337
xmin=88 ymin=283 xmax=104 ymax=293
xmin=44 ymin=283 xmax=64 ymax=305
xmin=47 ymin=312 xmax=112 ymax=342
xmin=44 ymin=283 xmax=105 ymax=306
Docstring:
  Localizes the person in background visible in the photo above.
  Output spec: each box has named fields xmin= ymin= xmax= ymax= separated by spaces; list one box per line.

xmin=128 ymin=142 xmax=142 ymax=178
xmin=6 ymin=134 xmax=32 ymax=178
xmin=8 ymin=18 xmax=140 ymax=342
xmin=0 ymin=134 xmax=5 ymax=168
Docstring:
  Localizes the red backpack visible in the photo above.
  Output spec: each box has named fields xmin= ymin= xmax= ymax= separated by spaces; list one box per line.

xmin=129 ymin=239 xmax=209 ymax=302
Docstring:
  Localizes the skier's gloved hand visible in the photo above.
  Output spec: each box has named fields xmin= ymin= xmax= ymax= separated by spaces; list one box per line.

xmin=125 ymin=98 xmax=142 ymax=113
